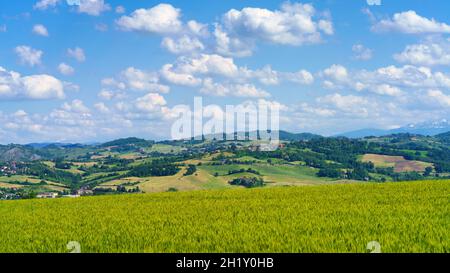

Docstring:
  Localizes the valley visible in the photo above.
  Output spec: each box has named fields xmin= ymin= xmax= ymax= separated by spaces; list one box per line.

xmin=1 ymin=131 xmax=449 ymax=200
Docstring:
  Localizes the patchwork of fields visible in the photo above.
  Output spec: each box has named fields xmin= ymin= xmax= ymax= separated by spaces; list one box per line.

xmin=0 ymin=180 xmax=448 ymax=253
xmin=94 ymin=162 xmax=355 ymax=193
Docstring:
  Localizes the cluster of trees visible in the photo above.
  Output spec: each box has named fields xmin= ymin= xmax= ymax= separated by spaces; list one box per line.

xmin=128 ymin=159 xmax=180 ymax=177
xmin=117 ymin=186 xmax=140 ymax=193
xmin=317 ymin=167 xmax=370 ymax=181
xmin=229 ymin=177 xmax=265 ymax=188
xmin=17 ymin=162 xmax=81 ymax=186
xmin=228 ymin=168 xmax=261 ymax=176
xmin=184 ymin=165 xmax=197 ymax=176
xmin=54 ymin=158 xmax=72 ymax=170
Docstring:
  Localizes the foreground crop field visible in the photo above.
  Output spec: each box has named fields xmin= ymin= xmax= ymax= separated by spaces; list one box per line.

xmin=0 ymin=180 xmax=449 ymax=253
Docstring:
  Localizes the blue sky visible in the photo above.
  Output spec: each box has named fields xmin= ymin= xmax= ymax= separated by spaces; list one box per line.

xmin=0 ymin=0 xmax=449 ymax=143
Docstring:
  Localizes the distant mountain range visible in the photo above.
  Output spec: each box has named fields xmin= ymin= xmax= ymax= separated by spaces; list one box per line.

xmin=3 ymin=120 xmax=450 ymax=155
xmin=337 ymin=119 xmax=450 ymax=138
xmin=0 ymin=128 xmax=449 ymax=163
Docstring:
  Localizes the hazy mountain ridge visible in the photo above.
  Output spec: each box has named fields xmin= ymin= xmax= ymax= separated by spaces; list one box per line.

xmin=338 ymin=119 xmax=450 ymax=138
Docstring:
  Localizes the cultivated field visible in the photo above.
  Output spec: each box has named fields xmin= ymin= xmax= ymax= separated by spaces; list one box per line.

xmin=95 ymin=162 xmax=353 ymax=193
xmin=0 ymin=180 xmax=448 ymax=253
xmin=361 ymin=154 xmax=433 ymax=172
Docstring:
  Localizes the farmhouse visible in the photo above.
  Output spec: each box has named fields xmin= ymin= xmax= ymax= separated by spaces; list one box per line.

xmin=36 ymin=192 xmax=58 ymax=199
xmin=76 ymin=189 xmax=94 ymax=196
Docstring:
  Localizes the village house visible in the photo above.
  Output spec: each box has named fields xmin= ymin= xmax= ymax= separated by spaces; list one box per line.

xmin=75 ymin=189 xmax=94 ymax=196
xmin=0 ymin=165 xmax=17 ymax=176
xmin=36 ymin=192 xmax=58 ymax=199
xmin=61 ymin=194 xmax=80 ymax=198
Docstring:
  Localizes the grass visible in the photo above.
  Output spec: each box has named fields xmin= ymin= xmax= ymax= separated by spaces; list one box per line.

xmin=0 ymin=175 xmax=68 ymax=191
xmin=0 ymin=180 xmax=448 ymax=253
xmin=200 ymin=163 xmax=339 ymax=185
xmin=98 ymin=161 xmax=344 ymax=193
xmin=148 ymin=144 xmax=185 ymax=154
xmin=0 ymin=182 xmax=24 ymax=188
xmin=136 ymin=168 xmax=231 ymax=193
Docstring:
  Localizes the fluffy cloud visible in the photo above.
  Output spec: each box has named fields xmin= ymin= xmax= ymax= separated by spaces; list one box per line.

xmin=322 ymin=64 xmax=348 ymax=82
xmin=77 ymin=0 xmax=111 ymax=16
xmin=160 ymin=64 xmax=202 ymax=87
xmin=317 ymin=93 xmax=371 ymax=117
xmin=160 ymin=54 xmax=314 ymax=89
xmin=221 ymin=2 xmax=333 ymax=45
xmin=394 ymin=39 xmax=450 ymax=66
xmin=161 ymin=35 xmax=205 ymax=54
xmin=200 ymin=78 xmax=270 ymax=98
xmin=134 ymin=93 xmax=167 ymax=112
xmin=34 ymin=0 xmax=60 ymax=10
xmin=14 ymin=46 xmax=43 ymax=67
xmin=33 ymin=0 xmax=110 ymax=15
xmin=117 ymin=4 xmax=182 ymax=34
xmin=94 ymin=102 xmax=110 ymax=113
xmin=426 ymin=89 xmax=450 ymax=107
xmin=362 ymin=65 xmax=450 ymax=88
xmin=58 ymin=63 xmax=75 ymax=75
xmin=370 ymin=84 xmax=403 ymax=97
xmin=62 ymin=99 xmax=90 ymax=113
xmin=67 ymin=47 xmax=86 ymax=62
xmin=116 ymin=3 xmax=333 ymax=57
xmin=103 ymin=67 xmax=170 ymax=94
xmin=0 ymin=100 xmax=163 ymax=143
xmin=171 ymin=54 xmax=238 ymax=77
xmin=215 ymin=2 xmax=333 ymax=56
xmin=352 ymin=44 xmax=373 ymax=61
xmin=247 ymin=66 xmax=279 ymax=85
xmin=298 ymin=103 xmax=335 ymax=117
xmin=160 ymin=54 xmax=239 ymax=87
xmin=284 ymin=70 xmax=314 ymax=85
xmin=0 ymin=67 xmax=65 ymax=100
xmin=21 ymin=75 xmax=65 ymax=99
xmin=50 ymin=100 xmax=94 ymax=127
xmin=32 ymin=24 xmax=49 ymax=37
xmin=373 ymin=11 xmax=450 ymax=34
xmin=213 ymin=25 xmax=253 ymax=57
xmin=242 ymin=66 xmax=314 ymax=85
xmin=320 ymin=64 xmax=450 ymax=97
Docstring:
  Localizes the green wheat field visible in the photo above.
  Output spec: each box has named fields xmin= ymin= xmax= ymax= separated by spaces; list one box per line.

xmin=0 ymin=180 xmax=449 ymax=253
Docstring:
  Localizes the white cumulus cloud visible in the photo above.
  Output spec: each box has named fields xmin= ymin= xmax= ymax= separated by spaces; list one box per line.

xmin=394 ymin=38 xmax=450 ymax=66
xmin=0 ymin=67 xmax=65 ymax=100
xmin=116 ymin=3 xmax=182 ymax=34
xmin=373 ymin=10 xmax=450 ymax=34
xmin=161 ymin=35 xmax=205 ymax=54
xmin=32 ymin=24 xmax=49 ymax=36
xmin=77 ymin=0 xmax=111 ymax=16
xmin=58 ymin=63 xmax=75 ymax=75
xmin=34 ymin=0 xmax=60 ymax=10
xmin=67 ymin=47 xmax=86 ymax=62
xmin=15 ymin=46 xmax=43 ymax=67
xmin=352 ymin=44 xmax=373 ymax=61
